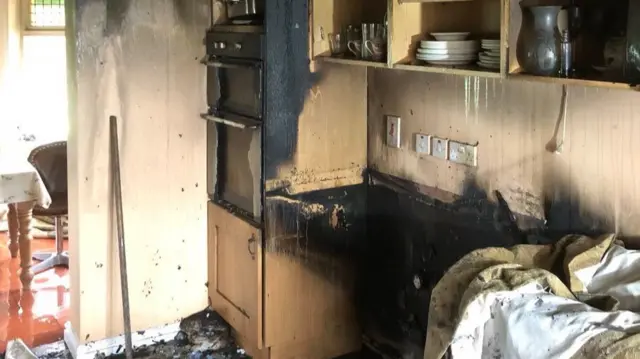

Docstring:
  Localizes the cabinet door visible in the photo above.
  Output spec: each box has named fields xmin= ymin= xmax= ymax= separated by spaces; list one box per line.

xmin=208 ymin=202 xmax=263 ymax=349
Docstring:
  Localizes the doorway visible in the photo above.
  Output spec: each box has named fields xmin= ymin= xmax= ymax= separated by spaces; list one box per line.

xmin=0 ymin=0 xmax=69 ymax=353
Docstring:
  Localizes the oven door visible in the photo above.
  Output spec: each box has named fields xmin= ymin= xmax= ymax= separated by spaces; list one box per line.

xmin=206 ymin=56 xmax=263 ymax=120
xmin=206 ymin=113 xmax=262 ymax=223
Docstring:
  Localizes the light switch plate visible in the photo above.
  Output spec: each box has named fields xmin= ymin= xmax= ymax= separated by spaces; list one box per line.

xmin=415 ymin=134 xmax=431 ymax=154
xmin=431 ymin=136 xmax=448 ymax=160
xmin=386 ymin=116 xmax=401 ymax=148
xmin=449 ymin=140 xmax=478 ymax=166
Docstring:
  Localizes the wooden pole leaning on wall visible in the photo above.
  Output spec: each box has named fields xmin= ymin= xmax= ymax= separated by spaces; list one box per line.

xmin=110 ymin=115 xmax=134 ymax=359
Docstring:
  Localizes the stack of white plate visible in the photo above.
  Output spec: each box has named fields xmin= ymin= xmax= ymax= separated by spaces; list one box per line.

xmin=477 ymin=39 xmax=500 ymax=70
xmin=417 ymin=32 xmax=479 ymax=66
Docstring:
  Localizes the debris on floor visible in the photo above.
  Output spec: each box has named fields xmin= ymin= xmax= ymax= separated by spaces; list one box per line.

xmin=29 ymin=309 xmax=251 ymax=359
xmin=32 ymin=341 xmax=72 ymax=359
xmin=5 ymin=339 xmax=38 ymax=359
xmin=96 ymin=309 xmax=248 ymax=358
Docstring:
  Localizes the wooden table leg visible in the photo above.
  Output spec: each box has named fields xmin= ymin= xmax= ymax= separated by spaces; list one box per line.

xmin=7 ymin=204 xmax=19 ymax=258
xmin=20 ymin=288 xmax=35 ymax=348
xmin=0 ymin=247 xmax=10 ymax=345
xmin=15 ymin=201 xmax=34 ymax=289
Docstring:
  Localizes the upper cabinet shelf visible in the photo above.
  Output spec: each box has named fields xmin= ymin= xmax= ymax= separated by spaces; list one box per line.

xmin=389 ymin=0 xmax=504 ymax=76
xmin=311 ymin=0 xmax=506 ymax=78
xmin=310 ymin=0 xmax=640 ymax=91
xmin=311 ymin=0 xmax=388 ymax=65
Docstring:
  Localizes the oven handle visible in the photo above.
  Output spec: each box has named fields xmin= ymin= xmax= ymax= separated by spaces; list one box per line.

xmin=200 ymin=113 xmax=261 ymax=129
xmin=200 ymin=56 xmax=261 ymax=69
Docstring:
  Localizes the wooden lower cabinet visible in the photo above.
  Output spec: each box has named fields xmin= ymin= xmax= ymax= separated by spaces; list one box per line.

xmin=207 ymin=202 xmax=361 ymax=359
xmin=207 ymin=202 xmax=264 ymax=348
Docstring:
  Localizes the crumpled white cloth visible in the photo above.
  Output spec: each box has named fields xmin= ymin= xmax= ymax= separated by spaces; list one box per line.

xmin=450 ymin=244 xmax=640 ymax=359
xmin=0 ymin=158 xmax=51 ymax=207
xmin=5 ymin=339 xmax=38 ymax=359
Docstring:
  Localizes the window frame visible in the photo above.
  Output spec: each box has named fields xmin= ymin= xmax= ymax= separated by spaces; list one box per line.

xmin=22 ymin=0 xmax=66 ymax=34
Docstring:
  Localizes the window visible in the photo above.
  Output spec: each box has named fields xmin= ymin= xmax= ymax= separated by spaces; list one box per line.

xmin=26 ymin=0 xmax=65 ymax=30
xmin=12 ymin=0 xmax=68 ymax=143
xmin=16 ymin=35 xmax=68 ymax=143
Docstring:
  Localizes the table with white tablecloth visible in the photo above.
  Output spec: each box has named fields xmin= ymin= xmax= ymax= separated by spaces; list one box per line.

xmin=0 ymin=159 xmax=51 ymax=288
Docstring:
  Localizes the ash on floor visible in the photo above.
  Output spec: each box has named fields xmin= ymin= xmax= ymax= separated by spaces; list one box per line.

xmin=32 ymin=341 xmax=73 ymax=359
xmin=29 ymin=309 xmax=383 ymax=359
xmin=30 ymin=309 xmax=250 ymax=359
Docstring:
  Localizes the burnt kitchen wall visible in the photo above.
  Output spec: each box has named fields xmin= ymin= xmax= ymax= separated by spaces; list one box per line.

xmin=67 ymin=0 xmax=210 ymax=343
xmin=262 ymin=184 xmax=366 ymax=349
xmin=262 ymin=0 xmax=367 ymax=194
xmin=368 ymin=68 xmax=640 ymax=237
xmin=362 ymin=172 xmax=533 ymax=359
xmin=363 ymin=67 xmax=640 ymax=357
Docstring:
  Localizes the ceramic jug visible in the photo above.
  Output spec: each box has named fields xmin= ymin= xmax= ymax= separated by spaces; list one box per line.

xmin=516 ymin=4 xmax=562 ymax=76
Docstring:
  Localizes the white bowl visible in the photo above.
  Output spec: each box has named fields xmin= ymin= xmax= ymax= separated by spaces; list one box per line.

xmin=420 ymin=40 xmax=479 ymax=50
xmin=417 ymin=47 xmax=477 ymax=55
xmin=430 ymin=32 xmax=470 ymax=41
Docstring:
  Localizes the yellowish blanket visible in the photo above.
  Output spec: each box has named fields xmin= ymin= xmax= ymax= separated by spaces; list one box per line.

xmin=424 ymin=234 xmax=640 ymax=359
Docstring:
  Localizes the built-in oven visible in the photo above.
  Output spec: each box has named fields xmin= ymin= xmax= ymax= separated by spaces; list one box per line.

xmin=203 ymin=27 xmax=264 ymax=223
xmin=205 ymin=29 xmax=263 ymax=120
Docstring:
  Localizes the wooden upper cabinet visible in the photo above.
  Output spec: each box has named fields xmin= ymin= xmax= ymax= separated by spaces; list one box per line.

xmin=208 ymin=202 xmax=263 ymax=349
xmin=310 ymin=0 xmax=506 ymax=76
xmin=310 ymin=0 xmax=388 ymax=59
xmin=310 ymin=0 xmax=640 ymax=89
xmin=389 ymin=0 xmax=503 ymax=73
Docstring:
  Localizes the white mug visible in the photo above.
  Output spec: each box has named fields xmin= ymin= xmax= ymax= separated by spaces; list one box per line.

xmin=347 ymin=40 xmax=362 ymax=58
xmin=365 ymin=40 xmax=385 ymax=61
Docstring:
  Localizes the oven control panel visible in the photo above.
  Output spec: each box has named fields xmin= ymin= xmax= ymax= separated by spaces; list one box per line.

xmin=206 ymin=30 xmax=264 ymax=60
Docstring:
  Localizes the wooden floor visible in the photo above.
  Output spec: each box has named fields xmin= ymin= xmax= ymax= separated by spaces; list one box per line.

xmin=0 ymin=232 xmax=69 ymax=353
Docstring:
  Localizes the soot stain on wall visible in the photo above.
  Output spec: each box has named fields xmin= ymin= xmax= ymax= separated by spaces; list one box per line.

xmin=264 ymin=0 xmax=323 ymax=179
xmin=360 ymin=167 xmax=636 ymax=358
xmin=360 ymin=171 xmax=553 ymax=358
xmin=264 ymin=185 xmax=367 ymax=285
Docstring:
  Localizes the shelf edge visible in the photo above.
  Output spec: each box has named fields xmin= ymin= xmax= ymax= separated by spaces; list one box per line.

xmin=394 ymin=63 xmax=503 ymax=78
xmin=508 ymin=72 xmax=640 ymax=91
xmin=316 ymin=56 xmax=390 ymax=68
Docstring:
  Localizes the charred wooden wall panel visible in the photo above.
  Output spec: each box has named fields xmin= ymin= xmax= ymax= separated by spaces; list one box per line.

xmin=264 ymin=0 xmax=311 ymax=179
xmin=263 ymin=0 xmax=367 ymax=193
xmin=260 ymin=0 xmax=368 ymax=349
xmin=263 ymin=185 xmax=366 ymax=349
xmin=68 ymin=0 xmax=210 ymax=342
xmin=264 ymin=60 xmax=368 ymax=194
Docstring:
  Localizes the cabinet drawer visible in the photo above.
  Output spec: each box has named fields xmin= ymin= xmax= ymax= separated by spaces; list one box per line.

xmin=208 ymin=202 xmax=263 ymax=349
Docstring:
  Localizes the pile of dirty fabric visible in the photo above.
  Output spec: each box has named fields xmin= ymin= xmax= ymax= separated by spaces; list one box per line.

xmin=424 ymin=234 xmax=640 ymax=359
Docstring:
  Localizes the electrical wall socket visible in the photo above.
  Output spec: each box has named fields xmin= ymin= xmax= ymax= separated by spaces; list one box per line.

xmin=449 ymin=140 xmax=478 ymax=166
xmin=386 ymin=116 xmax=401 ymax=148
xmin=431 ymin=136 xmax=448 ymax=160
xmin=415 ymin=134 xmax=430 ymax=154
